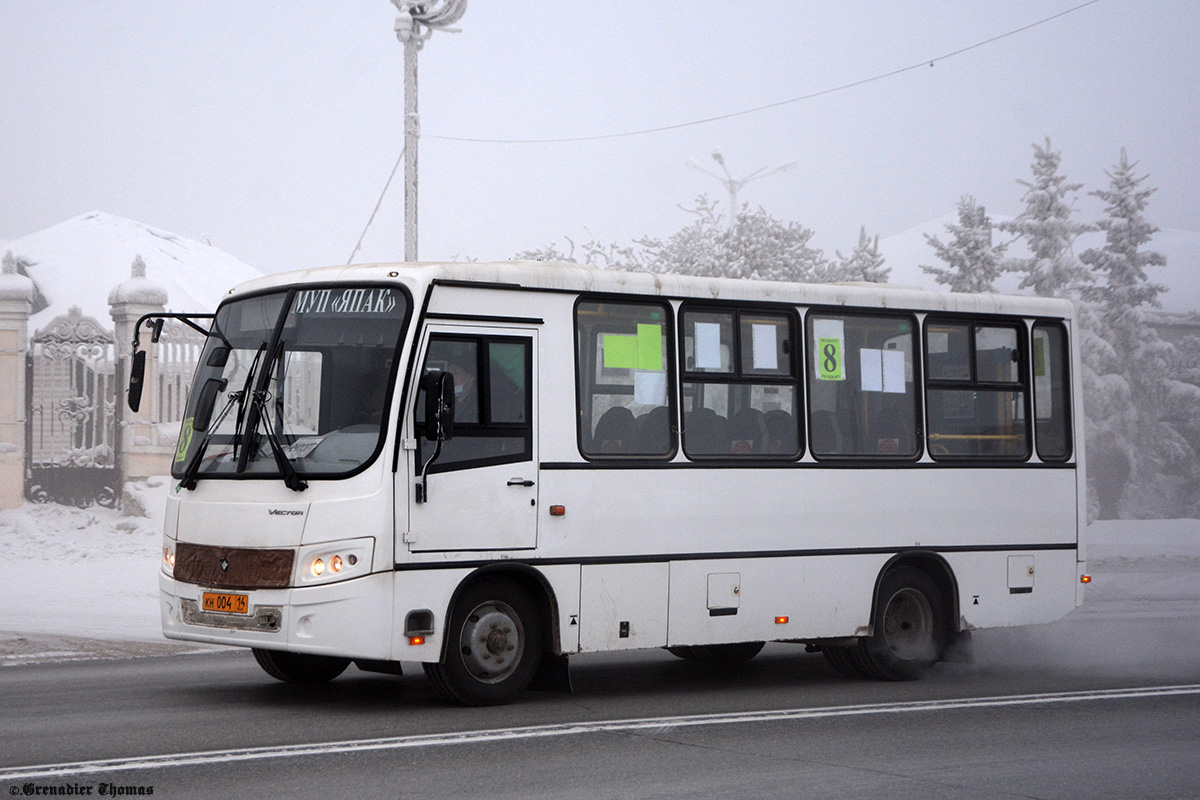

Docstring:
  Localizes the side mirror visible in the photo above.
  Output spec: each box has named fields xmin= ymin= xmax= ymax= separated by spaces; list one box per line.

xmin=192 ymin=378 xmax=228 ymax=432
xmin=421 ymin=370 xmax=455 ymax=442
xmin=127 ymin=349 xmax=147 ymax=412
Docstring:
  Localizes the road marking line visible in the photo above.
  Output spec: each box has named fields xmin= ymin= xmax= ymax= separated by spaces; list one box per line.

xmin=4 ymin=683 xmax=1199 ymax=780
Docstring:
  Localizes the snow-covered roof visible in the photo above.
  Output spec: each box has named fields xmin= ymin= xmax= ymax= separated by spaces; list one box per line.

xmin=227 ymin=259 xmax=1075 ymax=319
xmin=1 ymin=212 xmax=261 ymax=333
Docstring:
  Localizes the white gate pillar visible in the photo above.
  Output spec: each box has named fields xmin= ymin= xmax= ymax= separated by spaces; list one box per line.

xmin=0 ymin=252 xmax=35 ymax=510
xmin=109 ymin=255 xmax=169 ymax=485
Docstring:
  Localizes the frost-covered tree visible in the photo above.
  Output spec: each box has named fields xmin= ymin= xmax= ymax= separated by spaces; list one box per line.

xmin=920 ymin=196 xmax=1006 ymax=293
xmin=637 ymin=195 xmax=827 ymax=282
xmin=1080 ymin=149 xmax=1167 ymax=311
xmin=1000 ymin=138 xmax=1094 ymax=297
xmin=1078 ymin=150 xmax=1197 ymax=517
xmin=820 ymin=226 xmax=889 ymax=283
xmin=514 ymin=236 xmax=643 ymax=271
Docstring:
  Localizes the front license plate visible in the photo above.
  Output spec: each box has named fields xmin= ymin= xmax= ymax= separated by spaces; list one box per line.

xmin=202 ymin=591 xmax=249 ymax=615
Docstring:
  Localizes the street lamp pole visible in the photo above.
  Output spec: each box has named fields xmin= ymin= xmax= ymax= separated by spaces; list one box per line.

xmin=392 ymin=0 xmax=467 ymax=262
xmin=685 ymin=149 xmax=797 ymax=228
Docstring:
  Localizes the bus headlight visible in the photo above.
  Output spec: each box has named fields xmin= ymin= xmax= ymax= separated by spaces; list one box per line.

xmin=297 ymin=538 xmax=374 ymax=586
xmin=162 ymin=540 xmax=176 ymax=576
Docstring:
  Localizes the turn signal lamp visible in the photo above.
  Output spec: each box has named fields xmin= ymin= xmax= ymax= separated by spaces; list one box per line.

xmin=550 ymin=505 xmax=566 ymax=517
xmin=775 ymin=616 xmax=789 ymax=625
xmin=408 ymin=635 xmax=426 ymax=646
xmin=162 ymin=545 xmax=176 ymax=572
xmin=1080 ymin=574 xmax=1092 ymax=584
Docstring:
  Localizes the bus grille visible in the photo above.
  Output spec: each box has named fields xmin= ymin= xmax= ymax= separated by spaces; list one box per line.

xmin=174 ymin=542 xmax=295 ymax=589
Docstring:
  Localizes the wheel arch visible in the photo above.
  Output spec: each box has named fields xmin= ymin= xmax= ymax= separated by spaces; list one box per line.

xmin=438 ymin=563 xmax=562 ymax=663
xmin=868 ymin=551 xmax=961 ymax=638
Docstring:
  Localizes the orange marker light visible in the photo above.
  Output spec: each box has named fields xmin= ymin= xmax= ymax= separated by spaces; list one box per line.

xmin=408 ymin=635 xmax=426 ymax=646
xmin=775 ymin=616 xmax=789 ymax=625
xmin=549 ymin=505 xmax=566 ymax=517
xmin=1080 ymin=574 xmax=1092 ymax=584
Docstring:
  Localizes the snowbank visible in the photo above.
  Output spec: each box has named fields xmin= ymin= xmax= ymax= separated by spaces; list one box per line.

xmin=0 ymin=478 xmax=169 ymax=644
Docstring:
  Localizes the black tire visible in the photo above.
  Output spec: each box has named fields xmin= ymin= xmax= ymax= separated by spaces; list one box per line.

xmin=667 ymin=641 xmax=765 ymax=665
xmin=822 ymin=644 xmax=871 ymax=679
xmin=423 ymin=578 xmax=542 ymax=706
xmin=252 ymin=648 xmax=351 ymax=685
xmin=857 ymin=566 xmax=948 ymax=681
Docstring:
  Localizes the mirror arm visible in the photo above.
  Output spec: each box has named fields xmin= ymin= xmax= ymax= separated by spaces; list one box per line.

xmin=415 ymin=438 xmax=443 ymax=504
xmin=132 ymin=312 xmax=215 ymax=351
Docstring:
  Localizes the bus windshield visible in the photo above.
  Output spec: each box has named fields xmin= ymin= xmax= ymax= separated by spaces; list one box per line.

xmin=171 ymin=285 xmax=410 ymax=484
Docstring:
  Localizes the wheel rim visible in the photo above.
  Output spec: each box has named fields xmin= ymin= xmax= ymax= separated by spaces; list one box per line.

xmin=457 ymin=600 xmax=525 ymax=684
xmin=881 ymin=587 xmax=935 ymax=661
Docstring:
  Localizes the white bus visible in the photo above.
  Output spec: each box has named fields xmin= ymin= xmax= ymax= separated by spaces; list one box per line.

xmin=137 ymin=261 xmax=1087 ymax=705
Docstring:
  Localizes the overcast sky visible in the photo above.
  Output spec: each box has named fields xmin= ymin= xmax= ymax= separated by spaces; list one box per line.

xmin=2 ymin=1 xmax=1197 ymax=275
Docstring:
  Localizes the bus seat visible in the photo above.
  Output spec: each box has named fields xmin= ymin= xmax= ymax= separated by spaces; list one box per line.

xmin=684 ymin=407 xmax=728 ymax=456
xmin=636 ymin=406 xmax=672 ymax=453
xmin=810 ymin=410 xmax=843 ymax=455
xmin=872 ymin=407 xmax=911 ymax=455
xmin=593 ymin=406 xmax=639 ymax=454
xmin=764 ymin=409 xmax=798 ymax=455
xmin=729 ymin=407 xmax=767 ymax=454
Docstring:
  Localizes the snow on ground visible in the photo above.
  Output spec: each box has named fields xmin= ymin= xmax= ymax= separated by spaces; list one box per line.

xmin=0 ymin=478 xmax=171 ymax=651
xmin=1 ymin=479 xmax=1198 ymax=663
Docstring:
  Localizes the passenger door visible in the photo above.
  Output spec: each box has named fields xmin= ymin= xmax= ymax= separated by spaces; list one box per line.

xmin=403 ymin=324 xmax=538 ymax=552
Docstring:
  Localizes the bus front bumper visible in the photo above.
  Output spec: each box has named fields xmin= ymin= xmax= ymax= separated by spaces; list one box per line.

xmin=159 ymin=570 xmax=394 ymax=661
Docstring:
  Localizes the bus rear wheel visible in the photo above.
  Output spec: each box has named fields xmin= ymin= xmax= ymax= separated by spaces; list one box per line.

xmin=667 ymin=641 xmax=765 ymax=665
xmin=858 ymin=566 xmax=947 ymax=681
xmin=252 ymin=648 xmax=351 ymax=685
xmin=424 ymin=578 xmax=542 ymax=706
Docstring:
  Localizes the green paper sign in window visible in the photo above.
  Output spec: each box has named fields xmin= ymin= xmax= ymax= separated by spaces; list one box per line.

xmin=603 ymin=324 xmax=664 ymax=371
xmin=174 ymin=417 xmax=195 ymax=463
xmin=818 ymin=338 xmax=843 ymax=381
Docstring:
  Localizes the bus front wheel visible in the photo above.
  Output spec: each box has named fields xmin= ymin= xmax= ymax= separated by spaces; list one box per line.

xmin=424 ymin=578 xmax=542 ymax=706
xmin=252 ymin=648 xmax=351 ymax=685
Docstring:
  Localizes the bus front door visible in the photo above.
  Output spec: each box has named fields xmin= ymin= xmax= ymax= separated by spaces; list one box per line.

xmin=404 ymin=326 xmax=538 ymax=552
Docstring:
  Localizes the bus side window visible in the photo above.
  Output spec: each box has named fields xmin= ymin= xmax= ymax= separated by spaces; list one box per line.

xmin=924 ymin=320 xmax=1029 ymax=460
xmin=806 ymin=312 xmax=919 ymax=458
xmin=679 ymin=307 xmax=800 ymax=459
xmin=415 ymin=334 xmax=532 ymax=473
xmin=575 ymin=300 xmax=675 ymax=458
xmin=1032 ymin=322 xmax=1072 ymax=461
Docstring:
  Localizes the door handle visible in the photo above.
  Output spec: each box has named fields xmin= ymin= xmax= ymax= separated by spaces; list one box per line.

xmin=507 ymin=478 xmax=535 ymax=487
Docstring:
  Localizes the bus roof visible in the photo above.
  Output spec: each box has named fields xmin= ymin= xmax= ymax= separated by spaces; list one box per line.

xmin=227 ymin=260 xmax=1076 ymax=319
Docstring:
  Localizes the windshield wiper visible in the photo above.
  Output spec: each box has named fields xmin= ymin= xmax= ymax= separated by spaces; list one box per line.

xmin=239 ymin=339 xmax=307 ymax=492
xmin=231 ymin=343 xmax=267 ymax=463
xmin=251 ymin=386 xmax=308 ymax=492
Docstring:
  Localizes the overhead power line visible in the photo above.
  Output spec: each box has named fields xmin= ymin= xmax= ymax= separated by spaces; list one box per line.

xmin=347 ymin=146 xmax=405 ymax=265
xmin=425 ymin=0 xmax=1102 ymax=145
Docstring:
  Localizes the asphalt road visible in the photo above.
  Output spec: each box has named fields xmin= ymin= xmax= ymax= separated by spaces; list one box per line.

xmin=3 ymin=591 xmax=1199 ymax=800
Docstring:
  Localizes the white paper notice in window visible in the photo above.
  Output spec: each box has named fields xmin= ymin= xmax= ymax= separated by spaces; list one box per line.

xmin=882 ymin=349 xmax=906 ymax=393
xmin=860 ymin=348 xmax=884 ymax=392
xmin=695 ymin=322 xmax=723 ymax=370
xmin=634 ymin=370 xmax=667 ymax=405
xmin=752 ymin=324 xmax=778 ymax=370
xmin=860 ymin=348 xmax=906 ymax=393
